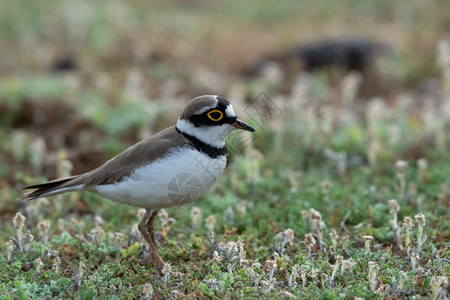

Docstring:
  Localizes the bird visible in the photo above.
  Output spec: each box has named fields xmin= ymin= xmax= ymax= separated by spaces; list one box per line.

xmin=22 ymin=95 xmax=255 ymax=275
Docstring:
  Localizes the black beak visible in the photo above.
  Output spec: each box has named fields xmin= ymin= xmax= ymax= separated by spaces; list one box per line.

xmin=232 ymin=118 xmax=255 ymax=132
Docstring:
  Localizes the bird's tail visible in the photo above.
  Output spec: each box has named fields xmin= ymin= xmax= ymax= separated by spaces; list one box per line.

xmin=22 ymin=176 xmax=83 ymax=200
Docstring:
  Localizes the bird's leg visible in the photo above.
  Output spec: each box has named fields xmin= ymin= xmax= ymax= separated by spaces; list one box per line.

xmin=138 ymin=209 xmax=165 ymax=275
xmin=147 ymin=210 xmax=165 ymax=268
xmin=148 ymin=210 xmax=158 ymax=244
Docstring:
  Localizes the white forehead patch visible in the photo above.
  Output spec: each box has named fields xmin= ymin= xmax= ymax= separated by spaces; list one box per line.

xmin=225 ymin=104 xmax=236 ymax=118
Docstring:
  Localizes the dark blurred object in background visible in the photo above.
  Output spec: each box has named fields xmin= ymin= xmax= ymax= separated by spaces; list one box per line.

xmin=52 ymin=55 xmax=78 ymax=72
xmin=246 ymin=38 xmax=386 ymax=75
xmin=295 ymin=38 xmax=376 ymax=72
xmin=245 ymin=38 xmax=392 ymax=98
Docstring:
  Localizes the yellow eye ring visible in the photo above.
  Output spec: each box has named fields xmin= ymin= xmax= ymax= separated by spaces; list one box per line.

xmin=207 ymin=110 xmax=223 ymax=121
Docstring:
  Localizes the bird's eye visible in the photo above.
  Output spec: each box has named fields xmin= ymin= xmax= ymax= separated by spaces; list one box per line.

xmin=207 ymin=110 xmax=223 ymax=121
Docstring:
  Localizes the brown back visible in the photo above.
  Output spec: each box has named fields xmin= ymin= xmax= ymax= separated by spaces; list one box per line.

xmin=68 ymin=126 xmax=189 ymax=187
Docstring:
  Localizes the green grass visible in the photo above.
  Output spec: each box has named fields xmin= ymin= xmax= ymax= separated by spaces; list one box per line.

xmin=1 ymin=0 xmax=449 ymax=299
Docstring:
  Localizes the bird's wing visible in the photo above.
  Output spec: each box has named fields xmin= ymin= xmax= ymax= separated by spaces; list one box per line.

xmin=23 ymin=126 xmax=189 ymax=199
xmin=74 ymin=126 xmax=188 ymax=186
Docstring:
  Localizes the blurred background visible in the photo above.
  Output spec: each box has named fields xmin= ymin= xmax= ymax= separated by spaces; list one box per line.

xmin=1 ymin=0 xmax=449 ymax=180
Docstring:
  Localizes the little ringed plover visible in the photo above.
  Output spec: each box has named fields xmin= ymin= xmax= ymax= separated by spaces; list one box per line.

xmin=22 ymin=95 xmax=255 ymax=275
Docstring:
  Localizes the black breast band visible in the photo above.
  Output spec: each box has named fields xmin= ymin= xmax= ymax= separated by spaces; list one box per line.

xmin=176 ymin=127 xmax=228 ymax=159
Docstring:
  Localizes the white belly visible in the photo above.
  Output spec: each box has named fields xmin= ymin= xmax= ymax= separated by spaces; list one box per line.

xmin=94 ymin=147 xmax=227 ymax=209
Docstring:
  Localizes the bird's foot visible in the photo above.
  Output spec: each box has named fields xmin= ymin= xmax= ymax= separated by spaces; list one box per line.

xmin=143 ymin=251 xmax=164 ymax=276
xmin=154 ymin=259 xmax=165 ymax=276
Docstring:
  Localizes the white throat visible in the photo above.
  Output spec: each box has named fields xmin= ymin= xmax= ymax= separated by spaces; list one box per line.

xmin=176 ymin=119 xmax=235 ymax=148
